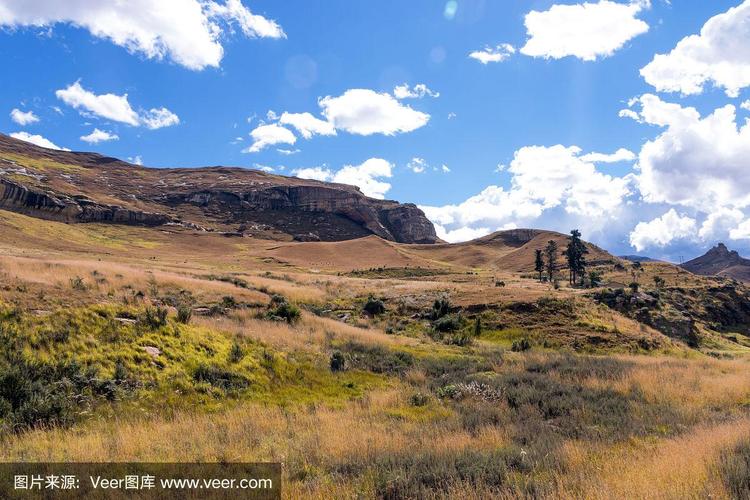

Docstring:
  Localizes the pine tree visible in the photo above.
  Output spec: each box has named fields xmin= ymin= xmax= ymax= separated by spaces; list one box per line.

xmin=544 ymin=240 xmax=559 ymax=283
xmin=564 ymin=229 xmax=588 ymax=286
xmin=534 ymin=249 xmax=545 ymax=282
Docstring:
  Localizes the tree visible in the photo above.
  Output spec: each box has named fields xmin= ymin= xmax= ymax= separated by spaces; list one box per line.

xmin=563 ymin=229 xmax=589 ymax=286
xmin=544 ymin=240 xmax=559 ymax=283
xmin=534 ymin=249 xmax=545 ymax=282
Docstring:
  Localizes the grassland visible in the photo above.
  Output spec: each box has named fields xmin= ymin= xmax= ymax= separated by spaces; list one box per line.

xmin=0 ymin=212 xmax=749 ymax=498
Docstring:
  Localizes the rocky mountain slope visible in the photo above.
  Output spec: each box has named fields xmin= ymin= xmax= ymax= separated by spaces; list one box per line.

xmin=0 ymin=134 xmax=438 ymax=244
xmin=681 ymin=243 xmax=750 ymax=282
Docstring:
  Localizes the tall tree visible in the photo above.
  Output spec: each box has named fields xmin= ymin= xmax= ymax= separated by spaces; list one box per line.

xmin=564 ymin=229 xmax=588 ymax=285
xmin=534 ymin=249 xmax=545 ymax=282
xmin=544 ymin=240 xmax=559 ymax=283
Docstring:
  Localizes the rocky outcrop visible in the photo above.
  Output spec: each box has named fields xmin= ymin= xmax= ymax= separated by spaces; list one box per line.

xmin=0 ymin=177 xmax=170 ymax=226
xmin=681 ymin=243 xmax=750 ymax=281
xmin=0 ymin=133 xmax=438 ymax=243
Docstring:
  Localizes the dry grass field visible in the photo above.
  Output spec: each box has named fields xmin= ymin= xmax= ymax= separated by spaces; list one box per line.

xmin=1 ymin=211 xmax=749 ymax=498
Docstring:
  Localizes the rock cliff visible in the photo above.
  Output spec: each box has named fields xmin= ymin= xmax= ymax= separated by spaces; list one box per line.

xmin=0 ymin=134 xmax=438 ymax=243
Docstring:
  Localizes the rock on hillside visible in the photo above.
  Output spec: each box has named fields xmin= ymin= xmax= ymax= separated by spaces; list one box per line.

xmin=0 ymin=134 xmax=438 ymax=244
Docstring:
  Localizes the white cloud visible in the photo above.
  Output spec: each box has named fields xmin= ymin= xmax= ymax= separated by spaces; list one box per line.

xmin=0 ymin=0 xmax=284 ymax=71
xmin=580 ymin=148 xmax=636 ymax=163
xmin=10 ymin=108 xmax=39 ymax=126
xmin=640 ymin=1 xmax=750 ymax=97
xmin=140 ymin=107 xmax=180 ymax=129
xmin=80 ymin=128 xmax=119 ymax=143
xmin=699 ymin=208 xmax=744 ymax=240
xmin=624 ymin=94 xmax=750 ymax=212
xmin=441 ymin=164 xmax=451 ymax=173
xmin=276 ymin=148 xmax=300 ymax=155
xmin=520 ymin=1 xmax=649 ymax=61
xmin=319 ymin=89 xmax=429 ymax=136
xmin=421 ymin=144 xmax=633 ymax=242
xmin=629 ymin=209 xmax=697 ymax=251
xmin=278 ymin=112 xmax=336 ymax=139
xmin=730 ymin=219 xmax=750 ymax=240
xmin=407 ymin=157 xmax=427 ymax=173
xmin=742 ymin=100 xmax=750 ymax=112
xmin=55 ymin=81 xmax=179 ymax=129
xmin=252 ymin=163 xmax=275 ymax=173
xmin=293 ymin=158 xmax=393 ymax=199
xmin=128 ymin=155 xmax=143 ymax=165
xmin=9 ymin=131 xmax=69 ymax=151
xmin=393 ymin=83 xmax=439 ymax=99
xmin=468 ymin=44 xmax=516 ymax=64
xmin=243 ymin=123 xmax=296 ymax=153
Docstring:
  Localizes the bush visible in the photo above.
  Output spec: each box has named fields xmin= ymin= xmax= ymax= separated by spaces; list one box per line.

xmin=430 ymin=296 xmax=451 ymax=320
xmin=511 ymin=338 xmax=532 ymax=352
xmin=629 ymin=282 xmax=640 ymax=293
xmin=192 ymin=364 xmax=248 ymax=391
xmin=176 ymin=306 xmax=192 ymax=324
xmin=221 ymin=296 xmax=237 ymax=309
xmin=409 ymin=392 xmax=429 ymax=407
xmin=363 ymin=296 xmax=386 ymax=316
xmin=265 ymin=295 xmax=301 ymax=323
xmin=339 ymin=342 xmax=413 ymax=374
xmin=69 ymin=276 xmax=87 ymax=291
xmin=141 ymin=306 xmax=168 ymax=329
xmin=330 ymin=351 xmax=346 ymax=372
xmin=433 ymin=314 xmax=462 ymax=333
xmin=228 ymin=342 xmax=244 ymax=363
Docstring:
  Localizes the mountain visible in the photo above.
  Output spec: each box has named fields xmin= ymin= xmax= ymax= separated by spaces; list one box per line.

xmin=0 ymin=133 xmax=438 ymax=244
xmin=620 ymin=255 xmax=661 ymax=263
xmin=681 ymin=243 xmax=750 ymax=281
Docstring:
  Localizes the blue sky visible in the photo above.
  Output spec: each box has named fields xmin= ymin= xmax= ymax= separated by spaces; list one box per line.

xmin=2 ymin=0 xmax=750 ymax=261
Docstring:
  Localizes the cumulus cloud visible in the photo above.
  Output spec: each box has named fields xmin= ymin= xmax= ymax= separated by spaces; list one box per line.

xmin=742 ymin=100 xmax=750 ymax=112
xmin=699 ymin=208 xmax=745 ymax=240
xmin=421 ymin=144 xmax=633 ymax=242
xmin=10 ymin=108 xmax=39 ymax=126
xmin=580 ymin=148 xmax=636 ymax=163
xmin=393 ymin=83 xmax=440 ymax=99
xmin=623 ymin=94 xmax=750 ymax=212
xmin=55 ymin=81 xmax=179 ymax=129
xmin=293 ymin=158 xmax=393 ymax=199
xmin=520 ymin=0 xmax=649 ymax=61
xmin=468 ymin=44 xmax=515 ymax=64
xmin=80 ymin=128 xmax=118 ymax=143
xmin=0 ymin=0 xmax=284 ymax=70
xmin=640 ymin=1 xmax=750 ymax=97
xmin=319 ymin=89 xmax=429 ymax=136
xmin=629 ymin=209 xmax=697 ymax=251
xmin=278 ymin=112 xmax=335 ymax=139
xmin=9 ymin=131 xmax=69 ymax=150
xmin=243 ymin=123 xmax=296 ymax=153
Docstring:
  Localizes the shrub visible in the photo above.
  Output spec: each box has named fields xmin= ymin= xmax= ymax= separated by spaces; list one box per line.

xmin=495 ymin=281 xmax=505 ymax=287
xmin=176 ymin=306 xmax=192 ymax=324
xmin=363 ymin=296 xmax=386 ymax=316
xmin=629 ymin=282 xmax=640 ymax=293
xmin=511 ymin=338 xmax=532 ymax=352
xmin=192 ymin=364 xmax=248 ymax=391
xmin=340 ymin=342 xmax=413 ymax=374
xmin=221 ymin=296 xmax=237 ymax=309
xmin=141 ymin=306 xmax=168 ymax=329
xmin=433 ymin=314 xmax=462 ymax=333
xmin=69 ymin=276 xmax=87 ymax=291
xmin=430 ymin=296 xmax=451 ymax=320
xmin=228 ymin=342 xmax=244 ymax=363
xmin=330 ymin=351 xmax=346 ymax=372
xmin=265 ymin=295 xmax=301 ymax=323
xmin=409 ymin=392 xmax=430 ymax=407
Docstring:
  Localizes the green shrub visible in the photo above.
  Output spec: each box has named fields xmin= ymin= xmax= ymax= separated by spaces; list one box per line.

xmin=140 ymin=306 xmax=168 ymax=329
xmin=511 ymin=338 xmax=532 ymax=352
xmin=430 ymin=296 xmax=451 ymax=320
xmin=433 ymin=314 xmax=462 ymax=333
xmin=221 ymin=296 xmax=237 ymax=309
xmin=330 ymin=351 xmax=346 ymax=372
xmin=363 ymin=296 xmax=386 ymax=316
xmin=69 ymin=276 xmax=87 ymax=291
xmin=409 ymin=392 xmax=429 ymax=407
xmin=228 ymin=342 xmax=244 ymax=363
xmin=176 ymin=306 xmax=192 ymax=324
xmin=192 ymin=364 xmax=248 ymax=391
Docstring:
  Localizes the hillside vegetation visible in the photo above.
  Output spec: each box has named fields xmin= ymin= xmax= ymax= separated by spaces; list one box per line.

xmin=0 ymin=211 xmax=749 ymax=498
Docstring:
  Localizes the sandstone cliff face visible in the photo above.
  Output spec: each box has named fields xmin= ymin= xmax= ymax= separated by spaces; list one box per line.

xmin=0 ymin=177 xmax=171 ymax=226
xmin=0 ymin=134 xmax=438 ymax=243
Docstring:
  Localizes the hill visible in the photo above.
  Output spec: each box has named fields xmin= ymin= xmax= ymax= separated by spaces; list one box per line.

xmin=681 ymin=243 xmax=750 ymax=282
xmin=0 ymin=133 xmax=437 ymax=244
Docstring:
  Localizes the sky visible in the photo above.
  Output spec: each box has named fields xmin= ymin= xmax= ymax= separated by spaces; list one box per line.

xmin=1 ymin=0 xmax=750 ymax=262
